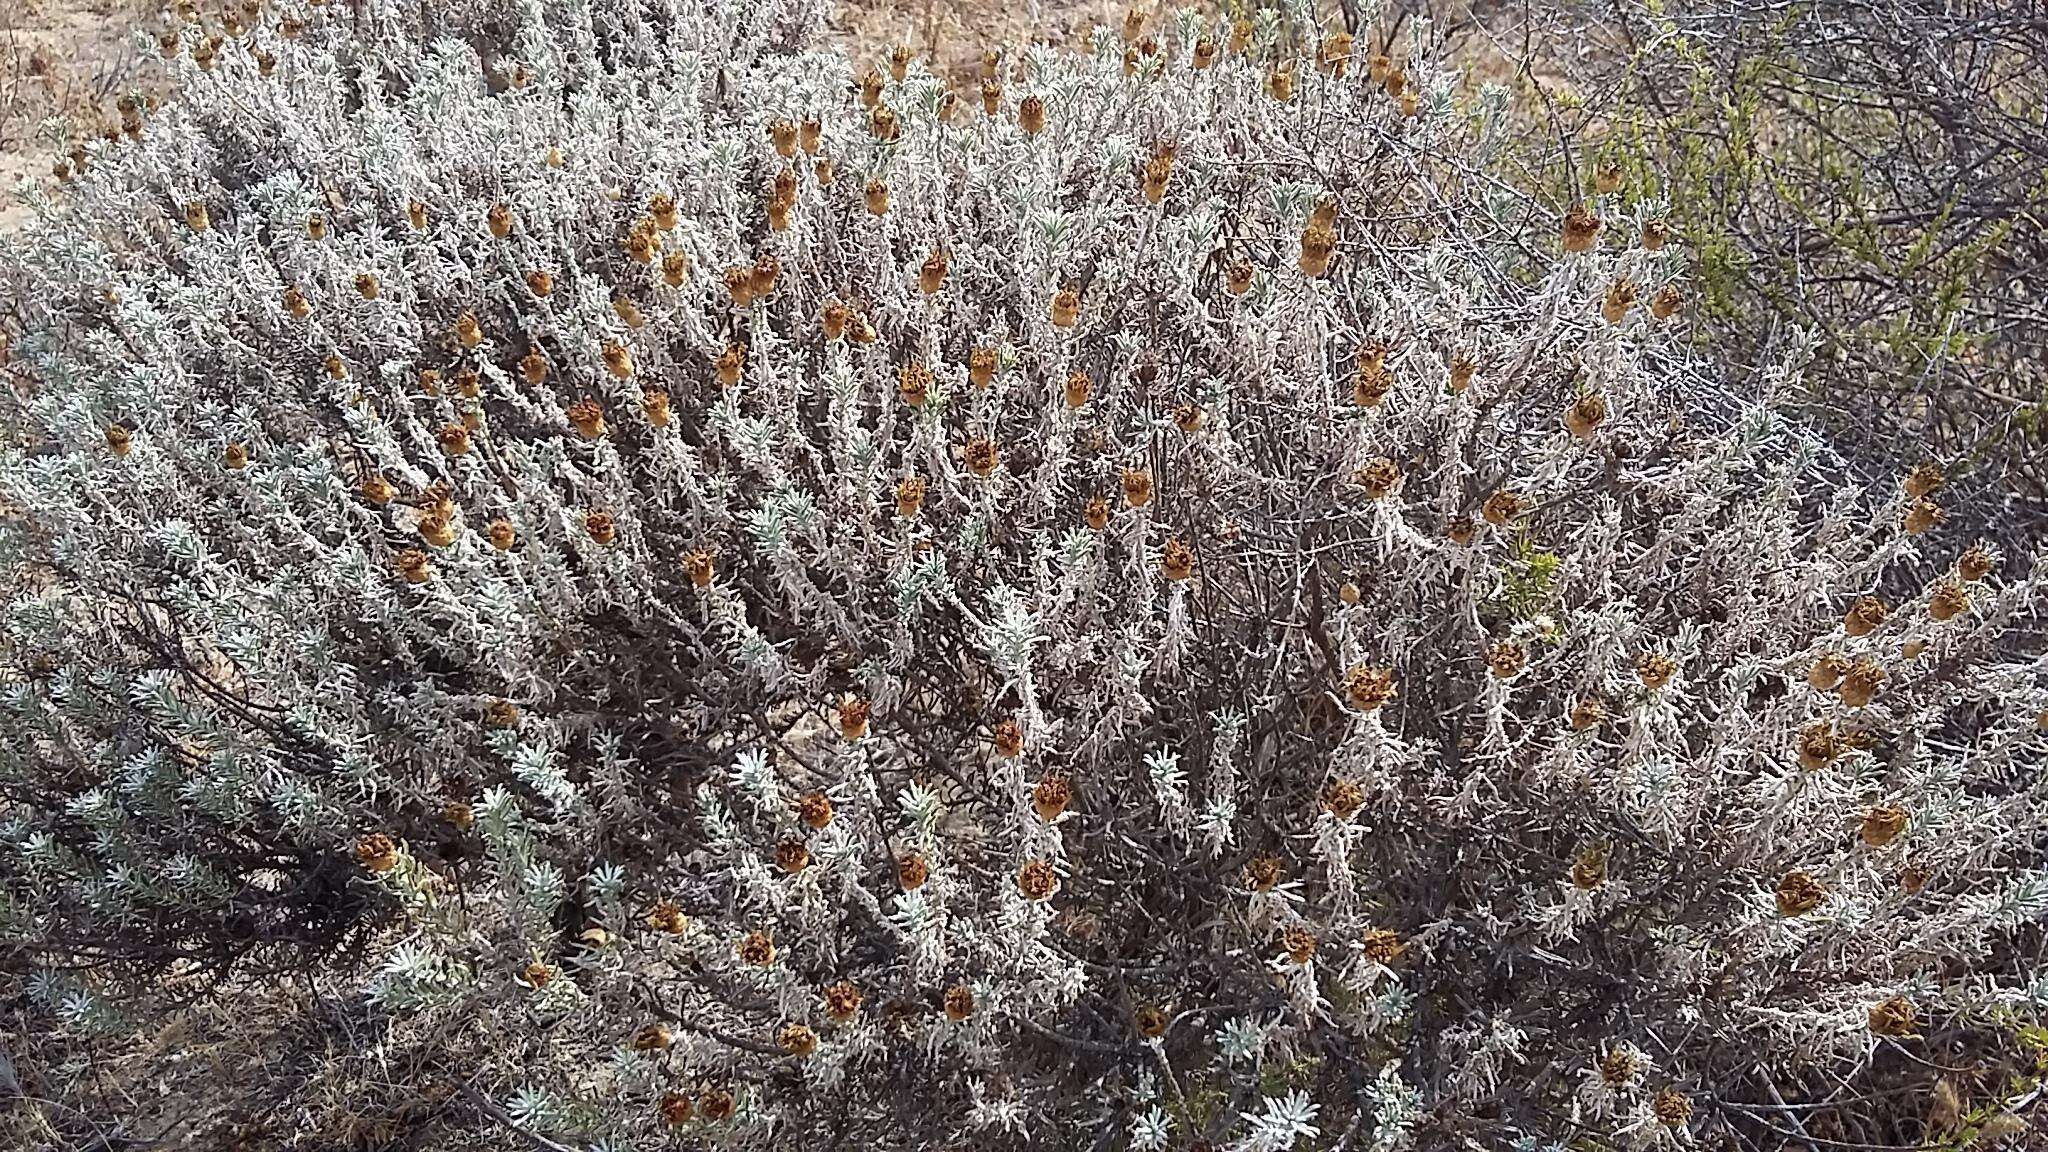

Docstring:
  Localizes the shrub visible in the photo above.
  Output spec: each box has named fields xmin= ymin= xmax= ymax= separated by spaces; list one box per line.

xmin=2 ymin=1 xmax=2044 ymax=1148
xmin=1489 ymin=0 xmax=2048 ymax=512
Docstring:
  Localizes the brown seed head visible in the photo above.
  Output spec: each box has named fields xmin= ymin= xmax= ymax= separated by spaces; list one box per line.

xmin=1050 ymin=286 xmax=1081 ymax=327
xmin=647 ymin=899 xmax=687 ymax=934
xmin=1928 ymin=579 xmax=1970 ymax=622
xmin=1017 ymin=859 xmax=1058 ymax=901
xmin=1774 ymin=870 xmax=1825 ymax=916
xmin=1485 ymin=640 xmax=1527 ymax=680
xmin=1324 ymin=778 xmax=1365 ymax=819
xmin=944 ymin=984 xmax=975 ymax=1020
xmin=738 ymin=930 xmax=775 ymax=967
xmin=897 ymin=853 xmax=929 ymax=890
xmin=1809 ymin=651 xmax=1851 ymax=690
xmin=1840 ymin=659 xmax=1885 ymax=708
xmin=823 ymin=981 xmax=863 ymax=1023
xmin=1482 ymin=490 xmax=1525 ymax=526
xmin=895 ymin=476 xmax=926 ymax=519
xmin=1356 ymin=457 xmax=1403 ymax=499
xmin=1957 ymin=542 xmax=1997 ymax=583
xmin=965 ymin=437 xmax=1000 ymax=477
xmin=1571 ymin=845 xmax=1609 ymax=890
xmin=1562 ymin=204 xmax=1600 ymax=252
xmin=798 ymin=791 xmax=834 ymax=829
xmin=684 ymin=549 xmax=716 ymax=589
xmin=1032 ymin=775 xmax=1072 ymax=821
xmin=1653 ymin=1089 xmax=1692 ymax=1126
xmin=837 ymin=697 xmax=871 ymax=741
xmin=1636 ymin=652 xmax=1678 ymax=691
xmin=1345 ymin=665 xmax=1397 ymax=711
xmin=899 ymin=362 xmax=933 ymax=408
xmin=1861 ymin=803 xmax=1907 ymax=848
xmin=1160 ymin=538 xmax=1196 ymax=581
xmin=778 ymin=1022 xmax=818 ymax=1056
xmin=993 ymin=718 xmax=1025 ymax=758
xmin=566 ymin=397 xmax=606 ymax=439
xmin=1796 ymin=722 xmax=1838 ymax=771
xmin=1360 ymin=926 xmax=1403 ymax=964
xmin=1867 ymin=996 xmax=1916 ymax=1037
xmin=774 ymin=838 xmax=809 ymax=874
xmin=354 ymin=832 xmax=398 ymax=872
xmin=698 ymin=1087 xmax=736 ymax=1122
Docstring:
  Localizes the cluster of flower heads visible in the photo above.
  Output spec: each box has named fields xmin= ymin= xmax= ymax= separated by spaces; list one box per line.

xmin=2 ymin=0 xmax=2044 ymax=1148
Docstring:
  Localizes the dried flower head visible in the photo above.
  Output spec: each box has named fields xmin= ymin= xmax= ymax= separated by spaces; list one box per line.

xmin=1861 ymin=804 xmax=1907 ymax=848
xmin=1356 ymin=457 xmax=1403 ymax=499
xmin=716 ymin=342 xmax=747 ymax=387
xmin=899 ymin=362 xmax=933 ymax=408
xmin=1050 ymin=286 xmax=1081 ymax=327
xmin=399 ymin=545 xmax=436 ymax=582
xmin=1957 ymin=542 xmax=1997 ymax=582
xmin=993 ymin=718 xmax=1025 ymax=758
xmin=647 ymin=899 xmax=687 ymax=934
xmin=1774 ymin=870 xmax=1825 ymax=916
xmin=778 ymin=1022 xmax=818 ymax=1056
xmin=1298 ymin=223 xmax=1336 ymax=277
xmin=1323 ymin=778 xmax=1365 ymax=819
xmin=1903 ymin=498 xmax=1943 ymax=536
xmin=1359 ymin=926 xmax=1403 ymax=965
xmin=1482 ymin=489 xmax=1526 ymax=526
xmin=1867 ymin=996 xmax=1917 ymax=1037
xmin=1485 ymin=640 xmax=1528 ymax=680
xmin=737 ymin=930 xmax=775 ymax=967
xmin=1795 ymin=722 xmax=1838 ymax=771
xmin=1928 ymin=579 xmax=1970 ymax=622
xmin=1562 ymin=204 xmax=1601 ymax=252
xmin=698 ymin=1088 xmax=736 ymax=1122
xmin=1345 ymin=665 xmax=1397 ymax=711
xmin=897 ymin=853 xmax=929 ymax=890
xmin=1159 ymin=539 xmax=1196 ymax=581
xmin=1017 ymin=859 xmax=1058 ymax=901
xmin=1809 ymin=652 xmax=1851 ymax=690
xmin=822 ymin=981 xmax=863 ymax=1023
xmin=964 ymin=437 xmax=1000 ymax=477
xmin=1635 ymin=652 xmax=1678 ymax=691
xmin=354 ymin=832 xmax=398 ymax=872
xmin=797 ymin=791 xmax=834 ymax=829
xmin=1840 ymin=659 xmax=1885 ymax=708
xmin=1032 ymin=775 xmax=1072 ymax=822
xmin=895 ymin=476 xmax=926 ymax=519
xmin=1652 ymin=1089 xmax=1692 ymax=1126
xmin=773 ymin=839 xmax=810 ymax=873
xmin=1599 ymin=1047 xmax=1642 ymax=1086
xmin=683 ymin=549 xmax=716 ymax=589
xmin=1565 ymin=392 xmax=1608 ymax=439
xmin=566 ymin=397 xmax=606 ymax=440
xmin=1280 ymin=925 xmax=1318 ymax=964
xmin=837 ymin=697 xmax=871 ymax=741
xmin=1571 ymin=845 xmax=1609 ymax=890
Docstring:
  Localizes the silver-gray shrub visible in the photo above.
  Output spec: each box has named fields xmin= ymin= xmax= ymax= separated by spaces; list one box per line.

xmin=2 ymin=0 xmax=2044 ymax=1148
